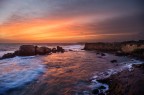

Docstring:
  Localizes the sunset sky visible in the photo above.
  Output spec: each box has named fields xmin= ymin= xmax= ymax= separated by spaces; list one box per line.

xmin=0 ymin=0 xmax=143 ymax=43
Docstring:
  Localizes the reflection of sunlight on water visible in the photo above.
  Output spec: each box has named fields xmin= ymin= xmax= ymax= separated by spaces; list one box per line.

xmin=0 ymin=51 xmax=15 ymax=57
xmin=39 ymin=51 xmax=130 ymax=95
xmin=63 ymin=45 xmax=84 ymax=51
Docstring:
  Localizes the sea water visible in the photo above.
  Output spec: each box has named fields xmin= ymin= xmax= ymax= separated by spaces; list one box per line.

xmin=0 ymin=44 xmax=143 ymax=95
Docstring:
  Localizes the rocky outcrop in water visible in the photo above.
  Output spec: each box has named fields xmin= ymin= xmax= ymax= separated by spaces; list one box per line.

xmin=57 ymin=46 xmax=65 ymax=53
xmin=1 ymin=53 xmax=16 ymax=59
xmin=110 ymin=60 xmax=117 ymax=63
xmin=1 ymin=45 xmax=65 ymax=59
xmin=19 ymin=45 xmax=36 ymax=56
xmin=36 ymin=46 xmax=51 ymax=55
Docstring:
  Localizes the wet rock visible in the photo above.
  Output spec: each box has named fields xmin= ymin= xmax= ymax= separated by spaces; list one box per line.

xmin=36 ymin=46 xmax=51 ymax=55
xmin=98 ymin=93 xmax=105 ymax=95
xmin=45 ymin=47 xmax=52 ymax=54
xmin=92 ymin=89 xmax=99 ymax=94
xmin=99 ymin=86 xmax=106 ymax=89
xmin=57 ymin=46 xmax=65 ymax=53
xmin=0 ymin=45 xmax=65 ymax=59
xmin=69 ymin=49 xmax=73 ymax=51
xmin=132 ymin=64 xmax=144 ymax=69
xmin=101 ymin=53 xmax=106 ymax=56
xmin=115 ymin=51 xmax=128 ymax=56
xmin=110 ymin=60 xmax=117 ymax=63
xmin=19 ymin=45 xmax=36 ymax=56
xmin=132 ymin=49 xmax=144 ymax=59
xmin=14 ymin=50 xmax=19 ymax=55
xmin=1 ymin=53 xmax=15 ymax=59
xmin=52 ymin=48 xmax=57 ymax=53
xmin=103 ymin=67 xmax=144 ymax=95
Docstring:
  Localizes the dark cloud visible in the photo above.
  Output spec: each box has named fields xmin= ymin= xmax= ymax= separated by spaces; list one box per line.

xmin=49 ymin=0 xmax=142 ymax=17
xmin=97 ymin=13 xmax=143 ymax=34
xmin=69 ymin=13 xmax=144 ymax=41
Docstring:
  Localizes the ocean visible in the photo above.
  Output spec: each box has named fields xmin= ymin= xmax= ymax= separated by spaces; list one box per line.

xmin=0 ymin=44 xmax=143 ymax=95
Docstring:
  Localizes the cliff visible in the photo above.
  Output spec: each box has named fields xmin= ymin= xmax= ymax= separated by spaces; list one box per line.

xmin=84 ymin=43 xmax=121 ymax=52
xmin=84 ymin=40 xmax=144 ymax=58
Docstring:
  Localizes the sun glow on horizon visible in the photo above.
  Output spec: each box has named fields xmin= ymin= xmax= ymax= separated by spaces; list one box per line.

xmin=0 ymin=15 xmax=139 ymax=43
xmin=0 ymin=17 xmax=99 ymax=43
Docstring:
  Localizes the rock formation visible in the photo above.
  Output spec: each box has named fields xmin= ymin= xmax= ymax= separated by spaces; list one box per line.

xmin=18 ymin=45 xmax=36 ymax=56
xmin=84 ymin=40 xmax=144 ymax=59
xmin=84 ymin=43 xmax=121 ymax=52
xmin=1 ymin=45 xmax=65 ymax=59
xmin=98 ymin=63 xmax=144 ymax=95
xmin=36 ymin=46 xmax=51 ymax=55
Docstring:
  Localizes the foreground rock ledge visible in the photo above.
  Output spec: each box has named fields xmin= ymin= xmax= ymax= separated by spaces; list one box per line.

xmin=1 ymin=45 xmax=65 ymax=59
xmin=98 ymin=64 xmax=144 ymax=95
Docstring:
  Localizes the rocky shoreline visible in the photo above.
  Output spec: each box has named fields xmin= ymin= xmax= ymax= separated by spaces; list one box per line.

xmin=84 ymin=40 xmax=144 ymax=59
xmin=84 ymin=40 xmax=144 ymax=95
xmin=1 ymin=42 xmax=144 ymax=95
xmin=98 ymin=64 xmax=144 ymax=95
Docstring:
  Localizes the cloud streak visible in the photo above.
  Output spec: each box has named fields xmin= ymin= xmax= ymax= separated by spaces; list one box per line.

xmin=0 ymin=0 xmax=143 ymax=43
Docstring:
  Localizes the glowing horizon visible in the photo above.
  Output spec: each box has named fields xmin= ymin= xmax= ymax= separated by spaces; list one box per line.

xmin=0 ymin=0 xmax=143 ymax=43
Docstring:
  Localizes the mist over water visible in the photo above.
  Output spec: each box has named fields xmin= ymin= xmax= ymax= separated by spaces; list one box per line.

xmin=0 ymin=44 xmax=142 ymax=95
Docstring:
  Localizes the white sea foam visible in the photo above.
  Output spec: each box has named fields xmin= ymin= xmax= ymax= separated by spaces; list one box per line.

xmin=0 ymin=56 xmax=45 ymax=94
xmin=63 ymin=45 xmax=84 ymax=51
xmin=90 ymin=59 xmax=143 ymax=95
xmin=0 ymin=51 xmax=14 ymax=57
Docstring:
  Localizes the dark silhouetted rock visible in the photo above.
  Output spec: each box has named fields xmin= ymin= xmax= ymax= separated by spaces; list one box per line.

xmin=98 ymin=93 xmax=105 ymax=95
xmin=115 ymin=51 xmax=128 ymax=56
xmin=52 ymin=48 xmax=57 ymax=53
xmin=14 ymin=50 xmax=19 ymax=55
xmin=2 ymin=53 xmax=15 ymax=59
xmin=110 ymin=60 xmax=117 ymax=63
xmin=132 ymin=49 xmax=144 ymax=59
xmin=102 ymin=66 xmax=144 ymax=95
xmin=57 ymin=46 xmax=65 ymax=53
xmin=132 ymin=63 xmax=144 ymax=69
xmin=36 ymin=46 xmax=51 ymax=55
xmin=99 ymin=86 xmax=106 ymax=89
xmin=92 ymin=89 xmax=99 ymax=94
xmin=84 ymin=43 xmax=121 ymax=52
xmin=101 ymin=53 xmax=106 ymax=56
xmin=0 ymin=45 xmax=65 ymax=60
xmin=45 ymin=47 xmax=51 ymax=54
xmin=19 ymin=45 xmax=36 ymax=56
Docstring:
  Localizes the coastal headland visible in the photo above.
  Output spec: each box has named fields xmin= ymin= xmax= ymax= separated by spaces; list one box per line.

xmin=84 ymin=40 xmax=144 ymax=95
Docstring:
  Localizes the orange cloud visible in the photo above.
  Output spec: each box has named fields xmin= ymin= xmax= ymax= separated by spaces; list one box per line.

xmin=0 ymin=15 xmax=137 ymax=43
xmin=0 ymin=16 xmax=101 ymax=43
